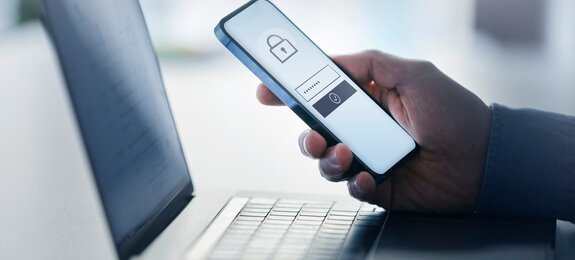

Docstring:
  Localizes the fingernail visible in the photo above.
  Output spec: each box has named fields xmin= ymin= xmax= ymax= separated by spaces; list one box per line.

xmin=299 ymin=129 xmax=311 ymax=157
xmin=326 ymin=145 xmax=340 ymax=169
xmin=349 ymin=177 xmax=362 ymax=198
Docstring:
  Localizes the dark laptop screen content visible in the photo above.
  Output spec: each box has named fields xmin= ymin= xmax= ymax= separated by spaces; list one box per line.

xmin=41 ymin=0 xmax=192 ymax=246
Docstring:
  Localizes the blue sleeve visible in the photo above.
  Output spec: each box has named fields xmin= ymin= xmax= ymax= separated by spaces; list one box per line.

xmin=476 ymin=104 xmax=575 ymax=222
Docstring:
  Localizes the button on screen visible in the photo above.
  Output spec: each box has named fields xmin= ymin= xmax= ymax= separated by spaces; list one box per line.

xmin=312 ymin=80 xmax=356 ymax=118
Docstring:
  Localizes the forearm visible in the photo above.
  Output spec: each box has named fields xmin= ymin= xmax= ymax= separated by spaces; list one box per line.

xmin=477 ymin=104 xmax=575 ymax=222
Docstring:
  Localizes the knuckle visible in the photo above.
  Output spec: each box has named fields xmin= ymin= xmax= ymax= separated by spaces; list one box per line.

xmin=363 ymin=49 xmax=383 ymax=57
xmin=410 ymin=59 xmax=436 ymax=73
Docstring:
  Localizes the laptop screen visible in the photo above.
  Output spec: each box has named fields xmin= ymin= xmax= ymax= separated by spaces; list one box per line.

xmin=41 ymin=0 xmax=193 ymax=250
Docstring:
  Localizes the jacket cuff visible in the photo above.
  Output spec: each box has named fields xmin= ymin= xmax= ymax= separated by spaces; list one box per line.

xmin=477 ymin=104 xmax=575 ymax=222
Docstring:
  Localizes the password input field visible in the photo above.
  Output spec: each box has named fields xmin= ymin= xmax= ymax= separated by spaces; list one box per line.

xmin=296 ymin=65 xmax=340 ymax=102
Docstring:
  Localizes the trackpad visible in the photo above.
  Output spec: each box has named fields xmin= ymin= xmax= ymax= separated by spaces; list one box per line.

xmin=369 ymin=214 xmax=555 ymax=260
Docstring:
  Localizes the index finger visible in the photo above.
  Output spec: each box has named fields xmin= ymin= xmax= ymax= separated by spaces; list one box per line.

xmin=333 ymin=50 xmax=409 ymax=90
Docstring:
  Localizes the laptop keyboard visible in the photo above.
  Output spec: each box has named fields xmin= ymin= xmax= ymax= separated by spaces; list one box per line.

xmin=208 ymin=197 xmax=387 ymax=260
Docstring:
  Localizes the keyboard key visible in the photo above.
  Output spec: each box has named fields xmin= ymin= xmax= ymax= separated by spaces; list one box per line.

xmin=315 ymin=237 xmax=345 ymax=244
xmin=320 ymin=228 xmax=349 ymax=235
xmin=287 ymin=228 xmax=318 ymax=235
xmin=254 ymin=232 xmax=284 ymax=240
xmin=241 ymin=208 xmax=270 ymax=213
xmin=275 ymin=253 xmax=306 ymax=260
xmin=277 ymin=247 xmax=309 ymax=255
xmin=264 ymin=219 xmax=293 ymax=226
xmin=317 ymin=232 xmax=347 ymax=240
xmin=315 ymin=241 xmax=344 ymax=249
xmin=314 ymin=242 xmax=343 ymax=250
xmin=284 ymin=235 xmax=316 ymax=243
xmin=236 ymin=216 xmax=265 ymax=222
xmin=256 ymin=228 xmax=287 ymax=236
xmin=299 ymin=210 xmax=328 ymax=217
xmin=290 ymin=224 xmax=320 ymax=231
xmin=277 ymin=242 xmax=310 ymax=250
xmin=293 ymin=220 xmax=323 ymax=226
xmin=259 ymin=224 xmax=290 ymax=231
xmin=329 ymin=210 xmax=357 ymax=216
xmin=272 ymin=207 xmax=301 ymax=212
xmin=247 ymin=239 xmax=280 ymax=249
xmin=307 ymin=248 xmax=339 ymax=259
xmin=239 ymin=212 xmax=268 ymax=218
xmin=242 ymin=209 xmax=270 ymax=216
xmin=283 ymin=236 xmax=315 ymax=244
xmin=327 ymin=215 xmax=355 ymax=221
xmin=267 ymin=215 xmax=296 ymax=221
xmin=324 ymin=219 xmax=353 ymax=226
xmin=270 ymin=210 xmax=298 ymax=216
xmin=297 ymin=215 xmax=325 ymax=221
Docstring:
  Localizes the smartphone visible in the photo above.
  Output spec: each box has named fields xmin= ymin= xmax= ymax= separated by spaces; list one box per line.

xmin=215 ymin=0 xmax=416 ymax=183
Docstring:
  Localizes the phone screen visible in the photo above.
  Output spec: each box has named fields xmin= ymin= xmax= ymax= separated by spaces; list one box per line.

xmin=222 ymin=1 xmax=415 ymax=175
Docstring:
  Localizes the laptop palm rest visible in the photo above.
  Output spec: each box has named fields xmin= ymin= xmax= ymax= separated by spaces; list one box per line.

xmin=370 ymin=214 xmax=555 ymax=260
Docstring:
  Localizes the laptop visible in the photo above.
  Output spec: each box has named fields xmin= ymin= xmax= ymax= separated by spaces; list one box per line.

xmin=40 ymin=0 xmax=556 ymax=259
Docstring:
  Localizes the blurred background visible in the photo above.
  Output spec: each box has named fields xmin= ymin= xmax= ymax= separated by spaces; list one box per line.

xmin=3 ymin=0 xmax=575 ymax=194
xmin=0 ymin=0 xmax=574 ymax=259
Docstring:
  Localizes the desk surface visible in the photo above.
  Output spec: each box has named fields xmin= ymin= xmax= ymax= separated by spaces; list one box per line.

xmin=0 ymin=20 xmax=573 ymax=259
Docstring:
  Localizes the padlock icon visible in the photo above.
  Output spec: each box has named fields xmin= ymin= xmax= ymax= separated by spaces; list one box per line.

xmin=267 ymin=34 xmax=298 ymax=63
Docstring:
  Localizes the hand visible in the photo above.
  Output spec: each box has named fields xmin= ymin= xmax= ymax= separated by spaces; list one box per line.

xmin=256 ymin=50 xmax=491 ymax=213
